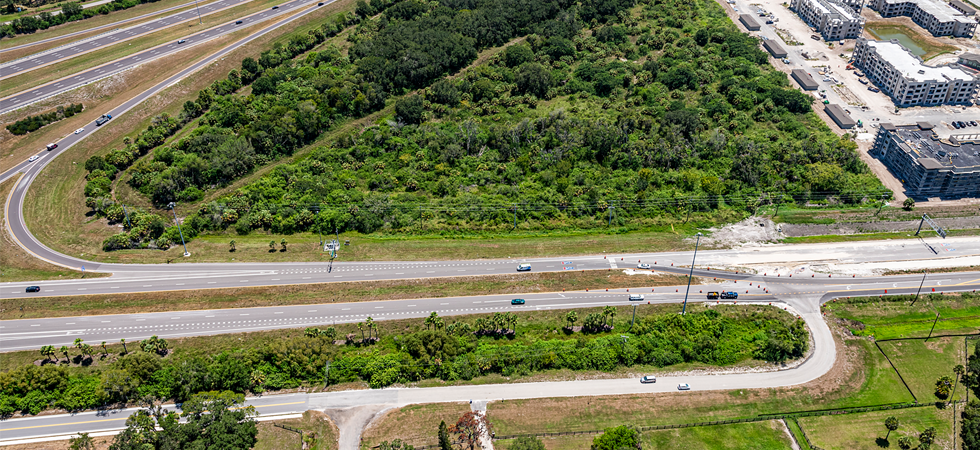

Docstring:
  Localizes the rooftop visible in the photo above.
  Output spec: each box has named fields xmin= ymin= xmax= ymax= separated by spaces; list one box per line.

xmin=960 ymin=53 xmax=980 ymax=63
xmin=888 ymin=124 xmax=980 ymax=169
xmin=877 ymin=0 xmax=978 ymax=23
xmin=950 ymin=0 xmax=977 ymax=15
xmin=862 ymin=40 xmax=976 ymax=82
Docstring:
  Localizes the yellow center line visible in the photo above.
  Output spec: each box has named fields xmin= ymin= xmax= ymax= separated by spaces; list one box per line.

xmin=0 ymin=401 xmax=305 ymax=432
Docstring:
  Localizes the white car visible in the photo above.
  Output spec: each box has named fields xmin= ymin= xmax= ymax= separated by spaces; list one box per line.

xmin=28 ymin=155 xmax=39 ymax=162
xmin=640 ymin=376 xmax=657 ymax=384
xmin=637 ymin=263 xmax=652 ymax=269
xmin=678 ymin=383 xmax=691 ymax=390
xmin=75 ymin=128 xmax=84 ymax=134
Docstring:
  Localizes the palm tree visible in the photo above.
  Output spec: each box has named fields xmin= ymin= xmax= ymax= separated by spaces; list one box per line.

xmin=74 ymin=338 xmax=84 ymax=357
xmin=81 ymin=344 xmax=94 ymax=360
xmin=426 ymin=312 xmax=440 ymax=330
xmin=357 ymin=323 xmax=365 ymax=341
xmin=229 ymin=240 xmax=236 ymax=252
xmin=565 ymin=311 xmax=578 ymax=329
xmin=60 ymin=345 xmax=70 ymax=363
xmin=40 ymin=345 xmax=55 ymax=362
xmin=602 ymin=306 xmax=616 ymax=328
xmin=269 ymin=240 xmax=276 ymax=251
xmin=897 ymin=436 xmax=913 ymax=450
xmin=884 ymin=416 xmax=899 ymax=440
xmin=953 ymin=364 xmax=966 ymax=402
xmin=120 ymin=338 xmax=127 ymax=354
xmin=280 ymin=238 xmax=287 ymax=251
xmin=305 ymin=327 xmax=321 ymax=338
xmin=365 ymin=316 xmax=375 ymax=339
xmin=101 ymin=341 xmax=108 ymax=357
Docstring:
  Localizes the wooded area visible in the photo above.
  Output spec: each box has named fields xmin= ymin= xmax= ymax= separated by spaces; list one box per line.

xmin=81 ymin=0 xmax=885 ymax=251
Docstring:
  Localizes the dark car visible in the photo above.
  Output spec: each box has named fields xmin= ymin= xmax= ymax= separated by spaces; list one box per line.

xmin=26 ymin=286 xmax=41 ymax=293
xmin=511 ymin=298 xmax=525 ymax=305
xmin=318 ymin=2 xmax=323 ymax=4
xmin=272 ymin=5 xmax=278 ymax=8
xmin=954 ymin=122 xmax=962 ymax=129
xmin=236 ymin=20 xmax=243 ymax=24
xmin=720 ymin=291 xmax=738 ymax=299
xmin=971 ymin=121 xmax=978 ymax=127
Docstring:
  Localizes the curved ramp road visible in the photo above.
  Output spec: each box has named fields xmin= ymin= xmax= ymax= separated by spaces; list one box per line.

xmin=0 ymin=0 xmax=274 ymax=78
xmin=0 ymin=0 xmax=331 ymax=186
xmin=0 ymin=0 xmax=225 ymax=55
xmin=13 ymin=277 xmax=980 ymax=444
xmin=0 ymin=0 xmax=325 ymax=114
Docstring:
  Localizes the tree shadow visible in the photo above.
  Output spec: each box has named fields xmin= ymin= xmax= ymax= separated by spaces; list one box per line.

xmin=875 ymin=437 xmax=890 ymax=448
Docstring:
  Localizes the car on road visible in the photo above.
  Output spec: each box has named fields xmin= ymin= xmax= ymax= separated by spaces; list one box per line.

xmin=720 ymin=291 xmax=738 ymax=299
xmin=954 ymin=122 xmax=962 ymax=129
xmin=272 ymin=5 xmax=278 ymax=8
xmin=678 ymin=383 xmax=691 ymax=390
xmin=236 ymin=20 xmax=243 ymax=24
xmin=95 ymin=114 xmax=112 ymax=126
xmin=858 ymin=78 xmax=868 ymax=84
xmin=75 ymin=128 xmax=84 ymax=134
xmin=640 ymin=376 xmax=657 ymax=383
xmin=46 ymin=143 xmax=57 ymax=151
xmin=517 ymin=263 xmax=531 ymax=272
xmin=637 ymin=263 xmax=651 ymax=269
xmin=706 ymin=291 xmax=720 ymax=299
xmin=25 ymin=286 xmax=41 ymax=293
xmin=868 ymin=86 xmax=880 ymax=93
xmin=511 ymin=298 xmax=525 ymax=305
xmin=28 ymin=155 xmax=39 ymax=162
xmin=177 ymin=39 xmax=186 ymax=44
xmin=629 ymin=294 xmax=645 ymax=301
xmin=318 ymin=2 xmax=324 ymax=4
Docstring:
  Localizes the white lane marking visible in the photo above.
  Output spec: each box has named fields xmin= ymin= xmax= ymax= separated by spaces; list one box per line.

xmin=240 ymin=314 xmax=249 ymax=316
xmin=206 ymin=315 xmax=215 ymax=318
xmin=275 ymin=312 xmax=283 ymax=314
xmin=208 ymin=282 xmax=216 ymax=284
xmin=308 ymin=310 xmax=317 ymax=312
xmin=342 ymin=308 xmax=351 ymax=311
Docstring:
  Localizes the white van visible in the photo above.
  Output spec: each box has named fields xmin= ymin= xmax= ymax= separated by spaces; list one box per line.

xmin=517 ymin=263 xmax=531 ymax=272
xmin=629 ymin=294 xmax=645 ymax=301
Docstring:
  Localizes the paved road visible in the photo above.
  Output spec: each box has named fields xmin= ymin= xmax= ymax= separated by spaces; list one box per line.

xmin=0 ymin=0 xmax=324 ymax=114
xmin=0 ymin=0 xmax=270 ymax=78
xmin=5 ymin=274 xmax=980 ymax=445
xmin=0 ymin=0 xmax=329 ymax=187
xmin=0 ymin=0 xmax=219 ymax=54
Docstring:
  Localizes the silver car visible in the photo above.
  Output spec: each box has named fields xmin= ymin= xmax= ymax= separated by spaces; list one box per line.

xmin=640 ymin=376 xmax=657 ymax=384
xmin=637 ymin=263 xmax=651 ymax=269
xmin=678 ymin=383 xmax=691 ymax=390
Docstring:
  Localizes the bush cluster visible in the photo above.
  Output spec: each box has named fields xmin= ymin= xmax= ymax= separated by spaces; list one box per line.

xmin=5 ymin=103 xmax=83 ymax=135
xmin=0 ymin=308 xmax=807 ymax=416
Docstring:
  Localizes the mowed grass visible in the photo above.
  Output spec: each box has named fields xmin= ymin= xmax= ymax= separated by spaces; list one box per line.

xmin=779 ymin=229 xmax=980 ymax=244
xmin=877 ymin=337 xmax=967 ymax=402
xmin=487 ymin=340 xmax=911 ymax=437
xmin=0 ymin=271 xmax=695 ymax=319
xmin=255 ymin=411 xmax=338 ymax=450
xmin=497 ymin=434 xmax=597 ymax=450
xmin=799 ymin=406 xmax=953 ymax=450
xmin=361 ymin=402 xmax=471 ymax=448
xmin=643 ymin=420 xmax=793 ymax=449
xmin=825 ymin=293 xmax=980 ymax=340
xmin=19 ymin=0 xmax=353 ymax=262
xmin=0 ymin=0 xmax=288 ymax=98
xmin=0 ymin=0 xmax=219 ymax=59
xmin=0 ymin=177 xmax=102 ymax=282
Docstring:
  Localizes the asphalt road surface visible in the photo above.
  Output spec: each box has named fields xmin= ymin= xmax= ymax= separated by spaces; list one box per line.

xmin=8 ymin=270 xmax=980 ymax=444
xmin=0 ymin=0 xmax=222 ymax=54
xmin=0 ymin=0 xmax=329 ymax=186
xmin=0 ymin=0 xmax=324 ymax=114
xmin=0 ymin=0 xmax=273 ymax=78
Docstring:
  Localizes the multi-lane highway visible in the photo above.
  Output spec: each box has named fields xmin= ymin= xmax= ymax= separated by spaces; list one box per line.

xmin=0 ymin=0 xmax=326 ymax=114
xmin=0 ymin=0 xmax=331 ymax=185
xmin=1 ymin=0 xmax=225 ymax=55
xmin=5 ymin=266 xmax=980 ymax=445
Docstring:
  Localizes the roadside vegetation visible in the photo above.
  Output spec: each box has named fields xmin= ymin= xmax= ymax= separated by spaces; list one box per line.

xmin=76 ymin=0 xmax=885 ymax=256
xmin=0 ymin=270 xmax=696 ymax=319
xmin=0 ymin=304 xmax=806 ymax=417
xmin=824 ymin=292 xmax=980 ymax=340
xmin=2 ymin=0 xmax=169 ymax=38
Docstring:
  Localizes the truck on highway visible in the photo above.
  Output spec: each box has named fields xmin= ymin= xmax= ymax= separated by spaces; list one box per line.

xmin=720 ymin=291 xmax=738 ymax=299
xmin=95 ymin=114 xmax=112 ymax=126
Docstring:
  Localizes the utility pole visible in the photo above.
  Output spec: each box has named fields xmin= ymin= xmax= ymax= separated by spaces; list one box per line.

xmin=875 ymin=194 xmax=886 ymax=216
xmin=324 ymin=360 xmax=331 ymax=387
xmin=627 ymin=304 xmax=638 ymax=332
xmin=681 ymin=232 xmax=703 ymax=315
xmin=608 ymin=203 xmax=614 ymax=226
xmin=910 ymin=272 xmax=927 ymax=306
xmin=193 ymin=0 xmax=202 ymax=24
xmin=167 ymin=202 xmax=190 ymax=257
xmin=513 ymin=204 xmax=517 ymax=230
xmin=122 ymin=205 xmax=131 ymax=228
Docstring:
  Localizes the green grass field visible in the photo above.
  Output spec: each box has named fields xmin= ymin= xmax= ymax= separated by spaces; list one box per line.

xmin=825 ymin=293 xmax=980 ymax=340
xmin=643 ymin=421 xmax=794 ymax=449
xmin=784 ymin=418 xmax=813 ymax=450
xmin=799 ymin=406 xmax=953 ymax=450
xmin=877 ymin=337 xmax=967 ymax=402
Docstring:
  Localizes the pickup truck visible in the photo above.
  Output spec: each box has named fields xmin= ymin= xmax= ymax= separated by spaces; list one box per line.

xmin=720 ymin=291 xmax=738 ymax=299
xmin=95 ymin=114 xmax=112 ymax=126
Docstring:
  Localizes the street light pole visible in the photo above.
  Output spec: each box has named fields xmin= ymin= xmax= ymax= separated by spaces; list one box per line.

xmin=681 ymin=232 xmax=703 ymax=315
xmin=910 ymin=271 xmax=927 ymax=306
xmin=167 ymin=202 xmax=190 ymax=257
xmin=193 ymin=0 xmax=202 ymax=24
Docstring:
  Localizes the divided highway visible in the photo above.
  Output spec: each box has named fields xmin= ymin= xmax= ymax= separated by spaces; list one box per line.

xmin=0 ymin=0 xmax=326 ymax=114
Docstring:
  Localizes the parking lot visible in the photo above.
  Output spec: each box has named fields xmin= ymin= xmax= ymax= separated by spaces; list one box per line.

xmin=723 ymin=0 xmax=980 ymax=135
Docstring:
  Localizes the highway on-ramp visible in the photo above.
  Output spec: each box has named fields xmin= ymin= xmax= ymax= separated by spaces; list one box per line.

xmin=5 ymin=270 xmax=980 ymax=445
xmin=0 ymin=0 xmax=331 ymax=186
xmin=0 ymin=0 xmax=326 ymax=114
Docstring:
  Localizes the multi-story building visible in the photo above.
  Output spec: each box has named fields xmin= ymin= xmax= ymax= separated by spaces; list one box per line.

xmin=869 ymin=0 xmax=977 ymax=37
xmin=959 ymin=53 xmax=980 ymax=71
xmin=791 ymin=0 xmax=866 ymax=40
xmin=852 ymin=39 xmax=979 ymax=106
xmin=837 ymin=0 xmax=865 ymax=12
xmin=873 ymin=122 xmax=980 ymax=198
